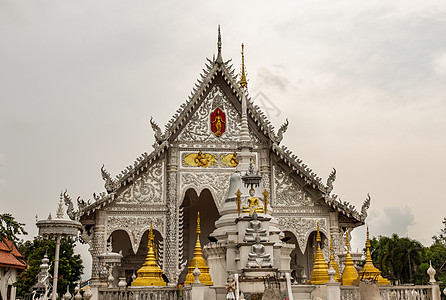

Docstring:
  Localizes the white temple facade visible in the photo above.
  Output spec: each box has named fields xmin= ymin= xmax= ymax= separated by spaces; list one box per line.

xmin=63 ymin=28 xmax=370 ymax=289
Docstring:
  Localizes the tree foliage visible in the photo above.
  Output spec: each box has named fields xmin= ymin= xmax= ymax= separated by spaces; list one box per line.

xmin=369 ymin=234 xmax=424 ymax=284
xmin=0 ymin=213 xmax=27 ymax=243
xmin=14 ymin=237 xmax=83 ymax=298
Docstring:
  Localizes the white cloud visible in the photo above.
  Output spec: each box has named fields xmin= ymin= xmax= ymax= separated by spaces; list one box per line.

xmin=433 ymin=52 xmax=446 ymax=75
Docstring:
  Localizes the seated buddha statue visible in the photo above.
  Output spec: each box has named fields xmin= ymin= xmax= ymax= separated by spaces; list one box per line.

xmin=242 ymin=188 xmax=264 ymax=215
xmin=247 ymin=235 xmax=272 ymax=268
xmin=244 ymin=211 xmax=267 ymax=242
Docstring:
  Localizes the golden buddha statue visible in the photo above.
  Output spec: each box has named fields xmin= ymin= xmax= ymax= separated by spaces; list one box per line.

xmin=211 ymin=109 xmax=225 ymax=137
xmin=242 ymin=187 xmax=264 ymax=215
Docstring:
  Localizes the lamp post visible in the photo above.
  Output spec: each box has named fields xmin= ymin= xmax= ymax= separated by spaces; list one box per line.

xmin=36 ymin=197 xmax=82 ymax=300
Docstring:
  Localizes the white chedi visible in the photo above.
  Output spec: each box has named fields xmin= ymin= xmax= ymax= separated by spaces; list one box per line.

xmin=427 ymin=260 xmax=436 ymax=283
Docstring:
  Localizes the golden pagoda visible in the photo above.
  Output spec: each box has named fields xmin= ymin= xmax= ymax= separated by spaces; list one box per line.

xmin=341 ymin=232 xmax=358 ymax=286
xmin=352 ymin=226 xmax=390 ymax=285
xmin=309 ymin=221 xmax=330 ymax=284
xmin=185 ymin=212 xmax=213 ymax=285
xmin=132 ymin=219 xmax=166 ymax=286
xmin=327 ymin=234 xmax=341 ymax=282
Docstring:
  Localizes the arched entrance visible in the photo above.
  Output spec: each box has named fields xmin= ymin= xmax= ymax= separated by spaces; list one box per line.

xmin=305 ymin=231 xmax=328 ymax=281
xmin=110 ymin=229 xmax=163 ymax=286
xmin=179 ymin=188 xmax=220 ymax=283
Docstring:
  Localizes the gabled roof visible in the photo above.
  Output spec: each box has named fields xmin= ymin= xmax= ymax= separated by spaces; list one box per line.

xmin=76 ymin=30 xmax=368 ymax=224
xmin=0 ymin=239 xmax=26 ymax=269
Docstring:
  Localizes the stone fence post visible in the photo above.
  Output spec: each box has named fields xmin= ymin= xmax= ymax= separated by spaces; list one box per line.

xmin=325 ymin=282 xmax=341 ymax=300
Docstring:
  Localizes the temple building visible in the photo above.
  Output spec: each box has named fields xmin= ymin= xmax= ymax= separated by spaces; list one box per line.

xmin=62 ymin=27 xmax=371 ymax=288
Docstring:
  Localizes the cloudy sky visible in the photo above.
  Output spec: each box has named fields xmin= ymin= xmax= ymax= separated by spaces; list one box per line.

xmin=1 ymin=1 xmax=445 ymax=277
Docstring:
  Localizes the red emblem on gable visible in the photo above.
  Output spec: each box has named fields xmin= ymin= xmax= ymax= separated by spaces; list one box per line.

xmin=210 ymin=107 xmax=226 ymax=137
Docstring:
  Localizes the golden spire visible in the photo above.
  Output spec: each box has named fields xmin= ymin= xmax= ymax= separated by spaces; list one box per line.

xmin=353 ymin=226 xmax=390 ymax=285
xmin=239 ymin=43 xmax=248 ymax=88
xmin=341 ymin=231 xmax=359 ymax=286
xmin=132 ymin=219 xmax=166 ymax=286
xmin=310 ymin=221 xmax=330 ymax=284
xmin=196 ymin=211 xmax=201 ymax=234
xmin=185 ymin=212 xmax=213 ymax=285
xmin=328 ymin=234 xmax=341 ymax=282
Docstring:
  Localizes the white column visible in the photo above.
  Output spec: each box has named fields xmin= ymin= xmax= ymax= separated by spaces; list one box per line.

xmin=325 ymin=282 xmax=341 ymax=300
xmin=285 ymin=272 xmax=294 ymax=300
xmin=51 ymin=234 xmax=61 ymax=300
xmin=431 ymin=283 xmax=441 ymax=300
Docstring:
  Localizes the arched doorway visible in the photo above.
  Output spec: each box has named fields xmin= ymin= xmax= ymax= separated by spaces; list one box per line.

xmin=109 ymin=230 xmax=133 ymax=285
xmin=305 ymin=231 xmax=328 ymax=282
xmin=179 ymin=188 xmax=220 ymax=283
xmin=110 ymin=229 xmax=163 ymax=286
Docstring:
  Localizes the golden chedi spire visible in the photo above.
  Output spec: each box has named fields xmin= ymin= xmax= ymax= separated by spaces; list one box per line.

xmin=132 ymin=219 xmax=166 ymax=286
xmin=341 ymin=231 xmax=359 ymax=286
xmin=353 ymin=226 xmax=390 ymax=285
xmin=185 ymin=212 xmax=213 ymax=285
xmin=328 ymin=234 xmax=341 ymax=282
xmin=310 ymin=221 xmax=330 ymax=284
xmin=239 ymin=43 xmax=248 ymax=88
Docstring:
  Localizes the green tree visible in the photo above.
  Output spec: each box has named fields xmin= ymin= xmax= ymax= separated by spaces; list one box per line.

xmin=369 ymin=234 xmax=424 ymax=284
xmin=14 ymin=236 xmax=83 ymax=298
xmin=0 ymin=213 xmax=27 ymax=243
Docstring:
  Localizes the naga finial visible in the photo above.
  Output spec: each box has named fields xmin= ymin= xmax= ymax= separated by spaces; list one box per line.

xmin=101 ymin=164 xmax=116 ymax=193
xmin=360 ymin=194 xmax=371 ymax=221
xmin=150 ymin=117 xmax=163 ymax=145
xmin=326 ymin=168 xmax=337 ymax=194
xmin=239 ymin=43 xmax=248 ymax=88
xmin=276 ymin=118 xmax=289 ymax=144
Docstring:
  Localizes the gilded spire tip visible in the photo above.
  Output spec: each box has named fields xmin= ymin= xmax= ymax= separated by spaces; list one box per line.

xmin=239 ymin=43 xmax=248 ymax=88
xmin=316 ymin=221 xmax=321 ymax=243
xmin=196 ymin=212 xmax=201 ymax=234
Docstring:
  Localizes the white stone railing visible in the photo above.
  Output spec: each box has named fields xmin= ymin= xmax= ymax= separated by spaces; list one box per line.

xmin=98 ymin=286 xmax=191 ymax=300
xmin=340 ymin=285 xmax=433 ymax=300
xmin=380 ymin=286 xmax=432 ymax=300
xmin=340 ymin=286 xmax=360 ymax=300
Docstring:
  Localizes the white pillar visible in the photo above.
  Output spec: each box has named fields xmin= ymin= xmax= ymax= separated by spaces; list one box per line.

xmin=51 ymin=234 xmax=61 ymax=300
xmin=325 ymin=282 xmax=341 ymax=300
xmin=234 ymin=273 xmax=240 ymax=300
xmin=431 ymin=283 xmax=441 ymax=300
xmin=285 ymin=272 xmax=294 ymax=300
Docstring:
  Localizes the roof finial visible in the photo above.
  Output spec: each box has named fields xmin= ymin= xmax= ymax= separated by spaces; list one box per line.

xmin=239 ymin=43 xmax=248 ymax=88
xmin=216 ymin=25 xmax=222 ymax=63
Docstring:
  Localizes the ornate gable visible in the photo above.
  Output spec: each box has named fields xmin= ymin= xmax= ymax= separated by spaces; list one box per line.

xmin=273 ymin=165 xmax=316 ymax=207
xmin=175 ymin=83 xmax=259 ymax=144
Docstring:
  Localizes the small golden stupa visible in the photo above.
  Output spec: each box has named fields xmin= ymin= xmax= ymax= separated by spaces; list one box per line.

xmin=309 ymin=221 xmax=330 ymax=284
xmin=341 ymin=232 xmax=358 ymax=286
xmin=352 ymin=226 xmax=390 ymax=285
xmin=327 ymin=234 xmax=341 ymax=282
xmin=132 ymin=219 xmax=166 ymax=286
xmin=185 ymin=212 xmax=213 ymax=285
